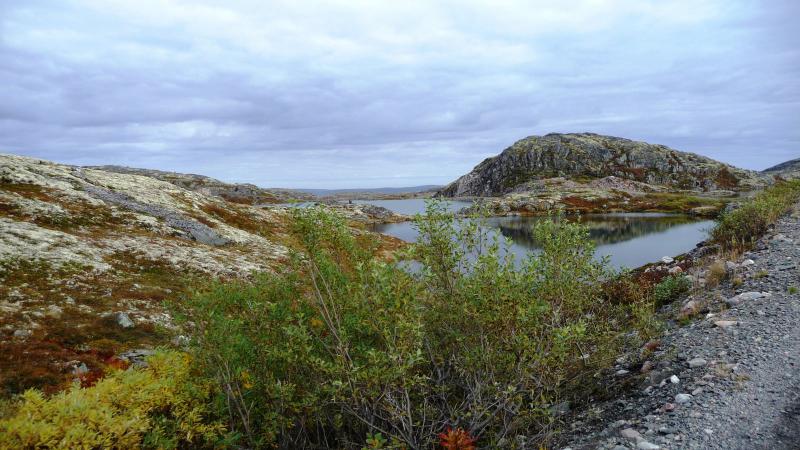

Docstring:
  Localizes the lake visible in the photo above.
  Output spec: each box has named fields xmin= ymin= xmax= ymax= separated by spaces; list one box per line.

xmin=363 ymin=199 xmax=713 ymax=269
xmin=352 ymin=198 xmax=473 ymax=215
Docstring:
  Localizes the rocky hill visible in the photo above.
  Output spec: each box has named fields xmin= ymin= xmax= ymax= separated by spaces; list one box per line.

xmin=763 ymin=157 xmax=800 ymax=179
xmin=438 ymin=133 xmax=765 ymax=197
xmin=0 ymin=153 xmax=403 ymax=396
xmin=89 ymin=165 xmax=314 ymax=204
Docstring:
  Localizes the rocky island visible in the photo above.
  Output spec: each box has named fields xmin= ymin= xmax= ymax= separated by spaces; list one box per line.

xmin=437 ymin=133 xmax=771 ymax=217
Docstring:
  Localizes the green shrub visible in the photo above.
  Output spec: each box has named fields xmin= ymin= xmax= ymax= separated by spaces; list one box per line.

xmin=653 ymin=274 xmax=692 ymax=307
xmin=177 ymin=202 xmax=655 ymax=448
xmin=0 ymin=351 xmax=225 ymax=449
xmin=711 ymin=180 xmax=800 ymax=252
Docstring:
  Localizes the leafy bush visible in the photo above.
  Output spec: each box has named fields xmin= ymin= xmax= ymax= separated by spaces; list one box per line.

xmin=0 ymin=351 xmax=225 ymax=449
xmin=711 ymin=180 xmax=800 ymax=252
xmin=177 ymin=202 xmax=655 ymax=448
xmin=653 ymin=274 xmax=692 ymax=307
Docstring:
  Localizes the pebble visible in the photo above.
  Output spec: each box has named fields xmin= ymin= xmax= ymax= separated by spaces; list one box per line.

xmin=116 ymin=312 xmax=135 ymax=328
xmin=661 ymin=256 xmax=674 ymax=264
xmin=620 ymin=428 xmax=642 ymax=441
xmin=726 ymin=291 xmax=766 ymax=307
xmin=637 ymin=442 xmax=661 ymax=450
xmin=669 ymin=375 xmax=680 ymax=384
xmin=688 ymin=357 xmax=707 ymax=368
xmin=675 ymin=393 xmax=693 ymax=404
xmin=12 ymin=329 xmax=32 ymax=339
xmin=714 ymin=320 xmax=738 ymax=328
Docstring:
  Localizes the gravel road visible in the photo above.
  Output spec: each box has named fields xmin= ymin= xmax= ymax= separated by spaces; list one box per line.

xmin=564 ymin=203 xmax=800 ymax=450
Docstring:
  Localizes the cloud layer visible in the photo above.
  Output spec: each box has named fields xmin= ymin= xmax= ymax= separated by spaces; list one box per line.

xmin=1 ymin=0 xmax=797 ymax=188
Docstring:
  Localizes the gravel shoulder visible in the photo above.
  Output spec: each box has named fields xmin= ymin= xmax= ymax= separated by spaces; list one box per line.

xmin=563 ymin=203 xmax=800 ymax=450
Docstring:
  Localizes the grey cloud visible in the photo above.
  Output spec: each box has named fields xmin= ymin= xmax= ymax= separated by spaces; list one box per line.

xmin=0 ymin=0 xmax=797 ymax=187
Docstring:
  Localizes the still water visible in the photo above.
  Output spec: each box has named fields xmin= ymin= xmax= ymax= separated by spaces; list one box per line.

xmin=352 ymin=198 xmax=473 ymax=215
xmin=365 ymin=200 xmax=712 ymax=269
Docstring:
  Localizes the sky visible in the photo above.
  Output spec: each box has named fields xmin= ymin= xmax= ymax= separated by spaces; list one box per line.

xmin=1 ymin=0 xmax=797 ymax=188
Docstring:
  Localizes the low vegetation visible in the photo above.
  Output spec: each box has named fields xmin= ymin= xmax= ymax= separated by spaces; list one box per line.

xmin=652 ymin=274 xmax=692 ymax=308
xmin=0 ymin=351 xmax=226 ymax=449
xmin=3 ymin=202 xmax=702 ymax=448
xmin=172 ymin=203 xmax=658 ymax=448
xmin=711 ymin=179 xmax=800 ymax=252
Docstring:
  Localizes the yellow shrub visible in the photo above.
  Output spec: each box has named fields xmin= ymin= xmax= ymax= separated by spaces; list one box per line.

xmin=0 ymin=351 xmax=224 ymax=449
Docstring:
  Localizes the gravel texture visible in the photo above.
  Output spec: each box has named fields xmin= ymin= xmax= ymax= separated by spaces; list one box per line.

xmin=563 ymin=203 xmax=800 ymax=450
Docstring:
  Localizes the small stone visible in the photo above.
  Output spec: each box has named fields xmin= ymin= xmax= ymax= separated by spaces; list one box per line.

xmin=692 ymin=387 xmax=703 ymax=396
xmin=726 ymin=291 xmax=765 ymax=306
xmin=660 ymin=402 xmax=676 ymax=412
xmin=45 ymin=305 xmax=63 ymax=318
xmin=680 ymin=300 xmax=700 ymax=316
xmin=688 ymin=358 xmax=707 ymax=368
xmin=115 ymin=312 xmax=135 ymax=328
xmin=661 ymin=256 xmax=675 ymax=264
xmin=669 ymin=375 xmax=680 ymax=384
xmin=72 ymin=362 xmax=89 ymax=375
xmin=621 ymin=428 xmax=642 ymax=441
xmin=741 ymin=259 xmax=755 ymax=267
xmin=668 ymin=266 xmax=683 ymax=275
xmin=637 ymin=442 xmax=661 ymax=450
xmin=703 ymin=428 xmax=713 ymax=435
xmin=714 ymin=320 xmax=738 ymax=329
xmin=13 ymin=329 xmax=32 ymax=339
xmin=675 ymin=393 xmax=693 ymax=404
xmin=616 ymin=369 xmax=630 ymax=376
xmin=641 ymin=361 xmax=655 ymax=374
xmin=725 ymin=261 xmax=738 ymax=271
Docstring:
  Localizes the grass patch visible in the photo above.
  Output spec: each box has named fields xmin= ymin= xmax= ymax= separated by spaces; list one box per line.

xmin=711 ymin=180 xmax=800 ymax=252
xmin=200 ymin=202 xmax=274 ymax=237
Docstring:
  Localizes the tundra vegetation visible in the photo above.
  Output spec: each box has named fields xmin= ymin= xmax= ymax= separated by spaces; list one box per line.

xmin=173 ymin=203 xmax=660 ymax=448
xmin=3 ymin=178 xmax=799 ymax=448
xmin=711 ymin=179 xmax=800 ymax=252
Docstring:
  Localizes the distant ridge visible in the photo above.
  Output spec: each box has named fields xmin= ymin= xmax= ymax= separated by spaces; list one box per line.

xmin=763 ymin=157 xmax=800 ymax=179
xmin=299 ymin=185 xmax=442 ymax=197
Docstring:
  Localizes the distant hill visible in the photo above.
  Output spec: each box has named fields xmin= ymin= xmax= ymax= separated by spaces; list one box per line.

xmin=89 ymin=165 xmax=314 ymax=204
xmin=763 ymin=158 xmax=800 ymax=179
xmin=298 ymin=185 xmax=442 ymax=197
xmin=437 ymin=133 xmax=765 ymax=197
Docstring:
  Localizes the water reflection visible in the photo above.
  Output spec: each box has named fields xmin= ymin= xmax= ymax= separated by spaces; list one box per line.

xmin=371 ymin=213 xmax=712 ymax=269
xmin=489 ymin=214 xmax=699 ymax=247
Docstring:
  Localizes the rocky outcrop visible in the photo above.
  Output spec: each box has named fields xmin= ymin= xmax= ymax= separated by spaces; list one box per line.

xmin=763 ymin=157 xmax=800 ymax=180
xmin=89 ymin=165 xmax=314 ymax=204
xmin=438 ymin=133 xmax=765 ymax=197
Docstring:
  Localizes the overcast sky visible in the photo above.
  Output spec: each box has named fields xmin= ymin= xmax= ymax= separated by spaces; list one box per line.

xmin=1 ymin=1 xmax=797 ymax=188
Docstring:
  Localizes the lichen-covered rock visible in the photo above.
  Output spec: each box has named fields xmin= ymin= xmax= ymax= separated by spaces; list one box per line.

xmin=438 ymin=133 xmax=766 ymax=197
xmin=88 ymin=165 xmax=313 ymax=204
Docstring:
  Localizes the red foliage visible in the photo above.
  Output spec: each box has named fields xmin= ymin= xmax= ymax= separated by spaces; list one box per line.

xmin=438 ymin=427 xmax=476 ymax=450
xmin=78 ymin=370 xmax=104 ymax=388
